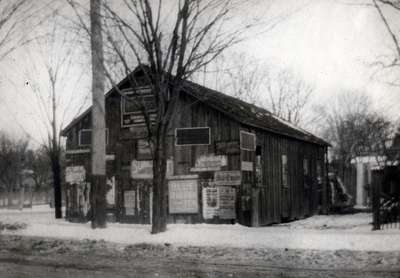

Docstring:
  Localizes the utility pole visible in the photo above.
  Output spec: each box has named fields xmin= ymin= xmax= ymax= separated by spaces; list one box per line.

xmin=90 ymin=0 xmax=107 ymax=228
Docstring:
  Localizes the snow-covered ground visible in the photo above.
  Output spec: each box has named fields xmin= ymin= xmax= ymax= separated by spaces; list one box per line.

xmin=1 ymin=205 xmax=400 ymax=252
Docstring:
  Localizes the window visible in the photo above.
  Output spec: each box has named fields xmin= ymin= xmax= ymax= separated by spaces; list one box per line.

xmin=121 ymin=87 xmax=156 ymax=127
xmin=303 ymin=158 xmax=310 ymax=188
xmin=282 ymin=154 xmax=288 ymax=188
xmin=303 ymin=158 xmax=309 ymax=175
xmin=175 ymin=127 xmax=210 ymax=146
xmin=78 ymin=129 xmax=109 ymax=146
xmin=240 ymin=131 xmax=256 ymax=151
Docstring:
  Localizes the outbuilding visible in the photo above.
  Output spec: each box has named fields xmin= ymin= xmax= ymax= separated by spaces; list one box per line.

xmin=61 ymin=67 xmax=330 ymax=226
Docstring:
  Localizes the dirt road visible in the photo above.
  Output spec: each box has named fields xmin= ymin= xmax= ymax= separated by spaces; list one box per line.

xmin=0 ymin=235 xmax=399 ymax=278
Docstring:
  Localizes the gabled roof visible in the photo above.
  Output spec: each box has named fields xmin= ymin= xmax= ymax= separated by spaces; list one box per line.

xmin=61 ymin=68 xmax=329 ymax=146
xmin=182 ymin=80 xmax=329 ymax=146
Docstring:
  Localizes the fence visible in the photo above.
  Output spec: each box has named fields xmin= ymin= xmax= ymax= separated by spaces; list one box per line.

xmin=0 ymin=190 xmax=51 ymax=208
xmin=372 ymin=166 xmax=400 ymax=230
xmin=329 ymin=161 xmax=357 ymax=206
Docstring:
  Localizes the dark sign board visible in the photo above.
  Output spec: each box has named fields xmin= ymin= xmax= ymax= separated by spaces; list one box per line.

xmin=176 ymin=127 xmax=210 ymax=146
xmin=215 ymin=141 xmax=240 ymax=155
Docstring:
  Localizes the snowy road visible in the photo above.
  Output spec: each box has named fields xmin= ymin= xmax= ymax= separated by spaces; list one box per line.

xmin=0 ymin=235 xmax=399 ymax=278
xmin=2 ymin=207 xmax=400 ymax=251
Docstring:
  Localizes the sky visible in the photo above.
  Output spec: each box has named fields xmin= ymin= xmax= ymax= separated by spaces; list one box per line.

xmin=0 ymin=0 xmax=399 ymax=147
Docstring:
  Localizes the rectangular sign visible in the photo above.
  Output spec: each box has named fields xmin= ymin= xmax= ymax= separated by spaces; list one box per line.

xmin=202 ymin=186 xmax=236 ymax=220
xmin=215 ymin=141 xmax=240 ymax=155
xmin=131 ymin=159 xmax=173 ymax=179
xmin=168 ymin=179 xmax=198 ymax=214
xmin=214 ymin=171 xmax=242 ymax=186
xmin=202 ymin=187 xmax=219 ymax=219
xmin=65 ymin=166 xmax=86 ymax=184
xmin=241 ymin=161 xmax=253 ymax=171
xmin=106 ymin=177 xmax=115 ymax=205
xmin=191 ymin=154 xmax=227 ymax=172
xmin=124 ymin=190 xmax=136 ymax=216
xmin=218 ymin=186 xmax=236 ymax=219
xmin=175 ymin=127 xmax=210 ymax=146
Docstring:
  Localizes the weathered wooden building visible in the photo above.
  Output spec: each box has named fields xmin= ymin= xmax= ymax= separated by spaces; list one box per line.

xmin=61 ymin=68 xmax=330 ymax=226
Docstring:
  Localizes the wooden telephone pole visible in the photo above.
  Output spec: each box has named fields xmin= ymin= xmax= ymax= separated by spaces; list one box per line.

xmin=90 ymin=0 xmax=107 ymax=228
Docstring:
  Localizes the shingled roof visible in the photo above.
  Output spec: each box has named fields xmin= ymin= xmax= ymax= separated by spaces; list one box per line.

xmin=181 ymin=80 xmax=329 ymax=146
xmin=62 ymin=68 xmax=329 ymax=147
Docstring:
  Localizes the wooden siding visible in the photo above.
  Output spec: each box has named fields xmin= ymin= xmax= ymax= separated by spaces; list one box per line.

xmin=64 ymin=88 xmax=327 ymax=226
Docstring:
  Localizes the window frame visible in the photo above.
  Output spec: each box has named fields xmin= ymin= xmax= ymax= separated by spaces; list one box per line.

xmin=120 ymin=87 xmax=156 ymax=128
xmin=78 ymin=128 xmax=109 ymax=146
xmin=240 ymin=131 xmax=256 ymax=151
xmin=281 ymin=154 xmax=288 ymax=188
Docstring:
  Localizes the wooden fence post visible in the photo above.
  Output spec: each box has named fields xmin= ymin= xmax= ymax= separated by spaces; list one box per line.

xmin=372 ymin=171 xmax=381 ymax=230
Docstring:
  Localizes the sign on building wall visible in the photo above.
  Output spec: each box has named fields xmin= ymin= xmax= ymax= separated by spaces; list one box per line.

xmin=202 ymin=187 xmax=219 ymax=219
xmin=215 ymin=141 xmax=240 ymax=155
xmin=214 ymin=171 xmax=242 ymax=186
xmin=202 ymin=186 xmax=236 ymax=219
xmin=241 ymin=161 xmax=253 ymax=171
xmin=131 ymin=159 xmax=173 ymax=179
xmin=218 ymin=186 xmax=236 ymax=219
xmin=124 ymin=190 xmax=136 ymax=216
xmin=190 ymin=154 xmax=227 ymax=172
xmin=106 ymin=177 xmax=115 ymax=205
xmin=75 ymin=182 xmax=90 ymax=217
xmin=65 ymin=166 xmax=86 ymax=184
xmin=168 ymin=179 xmax=198 ymax=214
xmin=137 ymin=139 xmax=152 ymax=157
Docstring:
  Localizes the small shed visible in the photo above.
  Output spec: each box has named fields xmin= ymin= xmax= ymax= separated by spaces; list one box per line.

xmin=61 ymin=67 xmax=330 ymax=226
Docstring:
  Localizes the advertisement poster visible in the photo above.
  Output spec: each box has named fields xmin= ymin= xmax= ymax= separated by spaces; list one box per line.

xmin=124 ymin=190 xmax=136 ymax=216
xmin=168 ymin=179 xmax=198 ymax=214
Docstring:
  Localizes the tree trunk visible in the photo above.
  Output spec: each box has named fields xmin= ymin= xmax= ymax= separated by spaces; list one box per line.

xmin=151 ymin=141 xmax=168 ymax=234
xmin=52 ymin=154 xmax=62 ymax=218
xmin=7 ymin=189 xmax=13 ymax=208
xmin=19 ymin=186 xmax=24 ymax=210
xmin=90 ymin=0 xmax=107 ymax=228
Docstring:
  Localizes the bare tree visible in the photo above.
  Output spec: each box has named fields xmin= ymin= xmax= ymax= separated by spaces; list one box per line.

xmin=211 ymin=53 xmax=313 ymax=127
xmin=0 ymin=1 xmax=47 ymax=61
xmin=65 ymin=0 xmax=266 ymax=233
xmin=317 ymin=92 xmax=393 ymax=165
xmin=0 ymin=132 xmax=29 ymax=207
xmin=370 ymin=0 xmax=400 ymax=85
xmin=17 ymin=15 xmax=89 ymax=219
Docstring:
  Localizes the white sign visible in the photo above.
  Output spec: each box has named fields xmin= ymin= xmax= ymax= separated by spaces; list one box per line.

xmin=191 ymin=154 xmax=227 ymax=172
xmin=106 ymin=177 xmax=115 ymax=205
xmin=202 ymin=187 xmax=219 ymax=219
xmin=214 ymin=171 xmax=242 ymax=186
xmin=168 ymin=179 xmax=198 ymax=214
xmin=218 ymin=186 xmax=236 ymax=219
xmin=65 ymin=166 xmax=86 ymax=183
xmin=131 ymin=159 xmax=173 ymax=179
xmin=124 ymin=190 xmax=136 ymax=216
xmin=241 ymin=161 xmax=253 ymax=171
xmin=131 ymin=160 xmax=153 ymax=179
xmin=202 ymin=186 xmax=236 ymax=219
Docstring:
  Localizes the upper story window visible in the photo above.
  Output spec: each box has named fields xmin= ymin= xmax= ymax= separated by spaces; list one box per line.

xmin=240 ymin=131 xmax=256 ymax=151
xmin=79 ymin=129 xmax=109 ymax=146
xmin=175 ymin=127 xmax=210 ymax=146
xmin=121 ymin=87 xmax=156 ymax=127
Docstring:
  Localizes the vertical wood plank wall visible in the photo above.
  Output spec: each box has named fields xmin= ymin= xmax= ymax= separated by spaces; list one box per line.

xmin=65 ymin=90 xmax=327 ymax=226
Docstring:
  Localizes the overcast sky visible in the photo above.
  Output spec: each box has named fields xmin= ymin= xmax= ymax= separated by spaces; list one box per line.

xmin=0 ymin=0 xmax=399 ymax=147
